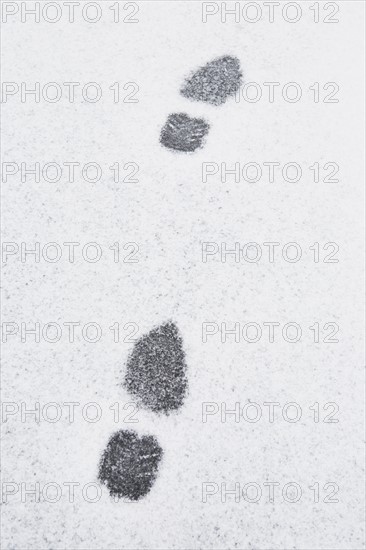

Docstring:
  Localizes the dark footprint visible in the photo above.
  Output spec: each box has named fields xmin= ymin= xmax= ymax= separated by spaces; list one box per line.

xmin=160 ymin=55 xmax=242 ymax=153
xmin=124 ymin=321 xmax=188 ymax=414
xmin=160 ymin=113 xmax=209 ymax=153
xmin=181 ymin=55 xmax=242 ymax=106
xmin=99 ymin=430 xmax=163 ymax=501
xmin=99 ymin=322 xmax=187 ymax=500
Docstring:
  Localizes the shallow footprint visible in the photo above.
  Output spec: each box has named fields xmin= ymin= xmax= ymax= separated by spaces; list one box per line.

xmin=99 ymin=429 xmax=163 ymax=501
xmin=180 ymin=55 xmax=242 ymax=106
xmin=124 ymin=321 xmax=188 ymax=414
xmin=159 ymin=112 xmax=209 ymax=153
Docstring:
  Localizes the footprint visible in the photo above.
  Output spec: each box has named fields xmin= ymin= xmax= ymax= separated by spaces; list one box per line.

xmin=124 ymin=321 xmax=188 ymax=414
xmin=160 ymin=55 xmax=242 ymax=153
xmin=98 ymin=322 xmax=188 ymax=500
xmin=98 ymin=430 xmax=163 ymax=501
xmin=181 ymin=55 xmax=242 ymax=106
xmin=160 ymin=113 xmax=210 ymax=154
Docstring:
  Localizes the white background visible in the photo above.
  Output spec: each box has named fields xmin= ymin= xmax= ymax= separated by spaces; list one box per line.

xmin=1 ymin=1 xmax=365 ymax=549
